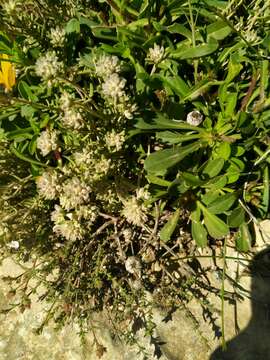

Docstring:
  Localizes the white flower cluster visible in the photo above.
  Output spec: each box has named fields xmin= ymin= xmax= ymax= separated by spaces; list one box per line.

xmin=35 ymin=51 xmax=63 ymax=85
xmin=36 ymin=170 xmax=60 ymax=200
xmin=75 ymin=205 xmax=97 ymax=222
xmin=59 ymin=92 xmax=84 ymax=129
xmin=147 ymin=43 xmax=165 ymax=64
xmin=49 ymin=26 xmax=66 ymax=47
xmin=2 ymin=0 xmax=20 ymax=15
xmin=105 ymin=130 xmax=125 ymax=152
xmin=73 ymin=147 xmax=93 ymax=167
xmin=60 ymin=177 xmax=90 ymax=210
xmin=121 ymin=196 xmax=147 ymax=226
xmin=94 ymin=156 xmax=111 ymax=180
xmin=102 ymin=73 xmax=126 ymax=100
xmin=186 ymin=110 xmax=203 ymax=126
xmin=125 ymin=256 xmax=141 ymax=277
xmin=51 ymin=203 xmax=98 ymax=241
xmin=7 ymin=240 xmax=20 ymax=249
xmin=36 ymin=129 xmax=58 ymax=156
xmin=95 ymin=53 xmax=137 ymax=119
xmin=95 ymin=54 xmax=121 ymax=79
xmin=52 ymin=206 xmax=84 ymax=241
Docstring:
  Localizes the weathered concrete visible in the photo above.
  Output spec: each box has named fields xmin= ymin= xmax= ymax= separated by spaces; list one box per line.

xmin=0 ymin=246 xmax=257 ymax=360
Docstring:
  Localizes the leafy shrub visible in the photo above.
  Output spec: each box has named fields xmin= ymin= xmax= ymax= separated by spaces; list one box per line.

xmin=0 ymin=0 xmax=269 ymax=355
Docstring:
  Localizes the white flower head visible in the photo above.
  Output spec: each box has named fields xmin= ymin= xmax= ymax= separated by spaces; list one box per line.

xmin=53 ymin=220 xmax=84 ymax=241
xmin=36 ymin=170 xmax=60 ymax=200
xmin=59 ymin=91 xmax=72 ymax=111
xmin=51 ymin=205 xmax=65 ymax=224
xmin=60 ymin=177 xmax=90 ymax=210
xmin=105 ymin=130 xmax=125 ymax=152
xmin=122 ymin=196 xmax=147 ymax=226
xmin=136 ymin=187 xmax=150 ymax=201
xmin=95 ymin=54 xmax=121 ymax=79
xmin=2 ymin=0 xmax=20 ymax=15
xmin=75 ymin=205 xmax=98 ymax=223
xmin=49 ymin=26 xmax=66 ymax=47
xmin=7 ymin=240 xmax=20 ymax=249
xmin=94 ymin=156 xmax=111 ymax=177
xmin=73 ymin=148 xmax=93 ymax=166
xmin=147 ymin=44 xmax=165 ymax=64
xmin=102 ymin=73 xmax=126 ymax=100
xmin=186 ymin=110 xmax=203 ymax=126
xmin=61 ymin=109 xmax=84 ymax=129
xmin=35 ymin=51 xmax=63 ymax=83
xmin=37 ymin=129 xmax=58 ymax=156
xmin=125 ymin=256 xmax=141 ymax=277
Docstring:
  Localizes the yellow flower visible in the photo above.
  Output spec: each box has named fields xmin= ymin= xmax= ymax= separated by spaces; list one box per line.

xmin=0 ymin=54 xmax=16 ymax=92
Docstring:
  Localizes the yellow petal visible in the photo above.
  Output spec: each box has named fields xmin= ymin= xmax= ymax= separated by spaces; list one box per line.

xmin=0 ymin=53 xmax=16 ymax=91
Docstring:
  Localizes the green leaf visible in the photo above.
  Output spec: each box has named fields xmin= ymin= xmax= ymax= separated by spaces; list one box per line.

xmin=227 ymin=206 xmax=245 ymax=227
xmin=207 ymin=192 xmax=237 ymax=214
xmin=160 ymin=208 xmax=180 ymax=242
xmin=198 ymin=202 xmax=229 ymax=238
xmin=206 ymin=21 xmax=231 ymax=40
xmin=191 ymin=207 xmax=208 ymax=247
xmin=214 ymin=142 xmax=231 ymax=160
xmin=261 ymin=166 xmax=269 ymax=214
xmin=144 ymin=142 xmax=202 ymax=175
xmin=21 ymin=105 xmax=36 ymax=119
xmin=182 ymin=80 xmax=222 ymax=102
xmin=158 ymin=75 xmax=190 ymax=97
xmin=236 ymin=223 xmax=251 ymax=252
xmin=192 ymin=220 xmax=208 ymax=247
xmin=66 ymin=18 xmax=80 ymax=34
xmin=18 ymin=81 xmax=38 ymax=102
xmin=182 ymin=172 xmax=205 ymax=187
xmin=171 ymin=38 xmax=219 ymax=59
xmin=135 ymin=114 xmax=205 ymax=131
xmin=6 ymin=127 xmax=33 ymax=141
xmin=202 ymin=158 xmax=224 ymax=178
xmin=146 ymin=174 xmax=171 ymax=187
xmin=10 ymin=144 xmax=46 ymax=167
xmin=156 ymin=131 xmax=201 ymax=144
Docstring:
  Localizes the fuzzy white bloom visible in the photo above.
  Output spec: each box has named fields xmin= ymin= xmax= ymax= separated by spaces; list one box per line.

xmin=125 ymin=256 xmax=141 ymax=277
xmin=105 ymin=130 xmax=125 ymax=152
xmin=73 ymin=148 xmax=93 ymax=166
xmin=94 ymin=156 xmax=111 ymax=177
xmin=122 ymin=196 xmax=147 ymax=226
xmin=186 ymin=110 xmax=203 ymax=126
xmin=7 ymin=240 xmax=20 ymax=249
xmin=61 ymin=109 xmax=84 ymax=129
xmin=123 ymin=103 xmax=137 ymax=119
xmin=2 ymin=0 xmax=20 ymax=14
xmin=36 ymin=170 xmax=60 ymax=200
xmin=147 ymin=44 xmax=165 ymax=64
xmin=136 ymin=187 xmax=150 ymax=201
xmin=60 ymin=91 xmax=72 ymax=111
xmin=53 ymin=220 xmax=84 ymax=241
xmin=51 ymin=205 xmax=65 ymax=224
xmin=75 ymin=205 xmax=98 ymax=223
xmin=102 ymin=73 xmax=126 ymax=100
xmin=35 ymin=51 xmax=63 ymax=83
xmin=95 ymin=54 xmax=121 ymax=79
xmin=49 ymin=26 xmax=66 ymax=47
xmin=37 ymin=129 xmax=58 ymax=156
xmin=59 ymin=92 xmax=84 ymax=129
xmin=60 ymin=177 xmax=90 ymax=210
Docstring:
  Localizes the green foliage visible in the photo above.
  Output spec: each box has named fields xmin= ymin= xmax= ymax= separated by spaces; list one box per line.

xmin=0 ymin=0 xmax=269 ymax=355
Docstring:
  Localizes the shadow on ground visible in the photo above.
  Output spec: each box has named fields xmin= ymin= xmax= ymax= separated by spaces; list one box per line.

xmin=210 ymin=247 xmax=270 ymax=360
